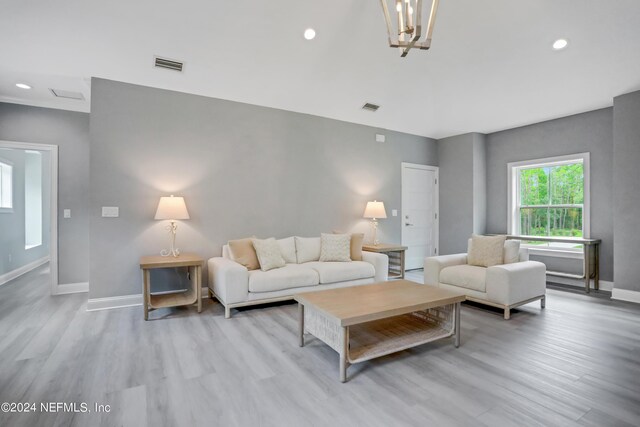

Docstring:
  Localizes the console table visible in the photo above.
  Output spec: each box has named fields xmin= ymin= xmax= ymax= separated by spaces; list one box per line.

xmin=504 ymin=235 xmax=601 ymax=293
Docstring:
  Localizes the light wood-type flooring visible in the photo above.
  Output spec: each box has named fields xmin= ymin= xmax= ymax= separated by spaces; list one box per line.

xmin=1 ymin=266 xmax=639 ymax=426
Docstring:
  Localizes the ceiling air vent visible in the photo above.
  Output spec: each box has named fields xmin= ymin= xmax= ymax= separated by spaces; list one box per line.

xmin=154 ymin=56 xmax=184 ymax=72
xmin=362 ymin=102 xmax=380 ymax=112
xmin=49 ymin=89 xmax=85 ymax=100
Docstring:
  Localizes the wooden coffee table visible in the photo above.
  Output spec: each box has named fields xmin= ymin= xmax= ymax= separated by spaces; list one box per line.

xmin=294 ymin=280 xmax=466 ymax=382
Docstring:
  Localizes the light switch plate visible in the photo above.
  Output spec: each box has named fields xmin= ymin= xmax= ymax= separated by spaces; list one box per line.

xmin=392 ymin=209 xmax=398 ymax=217
xmin=102 ymin=207 xmax=119 ymax=217
xmin=375 ymin=133 xmax=386 ymax=143
xmin=63 ymin=209 xmax=71 ymax=218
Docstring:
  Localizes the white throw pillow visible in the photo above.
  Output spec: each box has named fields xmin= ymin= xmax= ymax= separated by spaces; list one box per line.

xmin=251 ymin=238 xmax=286 ymax=271
xmin=277 ymin=237 xmax=297 ymax=264
xmin=467 ymin=234 xmax=506 ymax=267
xmin=295 ymin=236 xmax=321 ymax=263
xmin=503 ymin=240 xmax=521 ymax=264
xmin=319 ymin=233 xmax=351 ymax=262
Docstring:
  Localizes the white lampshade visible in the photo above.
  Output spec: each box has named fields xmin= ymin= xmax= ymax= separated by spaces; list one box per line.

xmin=363 ymin=200 xmax=387 ymax=219
xmin=154 ymin=195 xmax=190 ymax=220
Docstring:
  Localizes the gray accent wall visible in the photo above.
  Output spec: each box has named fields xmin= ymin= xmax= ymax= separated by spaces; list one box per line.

xmin=438 ymin=133 xmax=486 ymax=255
xmin=0 ymin=103 xmax=90 ymax=284
xmin=613 ymin=90 xmax=640 ymax=292
xmin=485 ymin=108 xmax=614 ymax=281
xmin=472 ymin=133 xmax=487 ymax=236
xmin=89 ymin=78 xmax=437 ymax=299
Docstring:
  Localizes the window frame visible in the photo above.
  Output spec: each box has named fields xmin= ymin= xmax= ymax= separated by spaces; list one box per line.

xmin=0 ymin=158 xmax=14 ymax=213
xmin=507 ymin=153 xmax=590 ymax=256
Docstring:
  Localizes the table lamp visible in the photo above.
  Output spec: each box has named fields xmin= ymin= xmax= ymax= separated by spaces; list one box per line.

xmin=363 ymin=200 xmax=387 ymax=245
xmin=155 ymin=195 xmax=190 ymax=257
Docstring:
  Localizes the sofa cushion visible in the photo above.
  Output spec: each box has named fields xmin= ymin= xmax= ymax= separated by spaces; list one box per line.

xmin=295 ymin=237 xmax=321 ymax=263
xmin=319 ymin=233 xmax=351 ymax=262
xmin=467 ymin=234 xmax=506 ymax=267
xmin=248 ymin=264 xmax=319 ymax=293
xmin=304 ymin=261 xmax=375 ymax=284
xmin=251 ymin=238 xmax=286 ymax=271
xmin=278 ymin=237 xmax=297 ymax=264
xmin=440 ymin=265 xmax=487 ymax=292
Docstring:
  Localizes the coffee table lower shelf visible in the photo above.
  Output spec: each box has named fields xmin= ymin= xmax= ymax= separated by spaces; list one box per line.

xmin=348 ymin=312 xmax=454 ymax=363
xmin=299 ymin=303 xmax=460 ymax=382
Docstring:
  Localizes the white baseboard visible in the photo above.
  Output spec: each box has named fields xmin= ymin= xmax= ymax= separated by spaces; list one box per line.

xmin=0 ymin=256 xmax=49 ymax=286
xmin=611 ymin=288 xmax=640 ymax=304
xmin=87 ymin=294 xmax=142 ymax=311
xmin=546 ymin=276 xmax=613 ymax=292
xmin=86 ymin=287 xmax=211 ymax=311
xmin=55 ymin=282 xmax=89 ymax=295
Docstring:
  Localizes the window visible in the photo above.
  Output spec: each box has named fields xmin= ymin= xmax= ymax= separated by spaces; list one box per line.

xmin=0 ymin=159 xmax=13 ymax=212
xmin=508 ymin=153 xmax=590 ymax=252
xmin=24 ymin=151 xmax=43 ymax=249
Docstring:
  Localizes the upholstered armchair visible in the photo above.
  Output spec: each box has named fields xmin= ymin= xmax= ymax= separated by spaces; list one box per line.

xmin=424 ymin=239 xmax=547 ymax=320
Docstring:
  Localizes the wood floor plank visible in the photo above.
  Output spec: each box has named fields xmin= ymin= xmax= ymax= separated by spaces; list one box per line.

xmin=0 ymin=266 xmax=639 ymax=426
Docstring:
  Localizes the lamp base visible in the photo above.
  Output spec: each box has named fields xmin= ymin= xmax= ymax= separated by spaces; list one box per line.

xmin=370 ymin=219 xmax=380 ymax=245
xmin=160 ymin=220 xmax=182 ymax=257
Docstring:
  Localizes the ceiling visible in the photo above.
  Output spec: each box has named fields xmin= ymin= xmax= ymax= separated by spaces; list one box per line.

xmin=1 ymin=0 xmax=639 ymax=139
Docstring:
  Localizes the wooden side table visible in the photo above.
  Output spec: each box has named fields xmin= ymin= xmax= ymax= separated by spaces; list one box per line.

xmin=362 ymin=243 xmax=408 ymax=279
xmin=139 ymin=253 xmax=203 ymax=320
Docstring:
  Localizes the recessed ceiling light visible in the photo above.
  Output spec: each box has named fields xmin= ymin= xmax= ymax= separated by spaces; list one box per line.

xmin=304 ymin=28 xmax=316 ymax=40
xmin=16 ymin=83 xmax=32 ymax=89
xmin=552 ymin=39 xmax=568 ymax=50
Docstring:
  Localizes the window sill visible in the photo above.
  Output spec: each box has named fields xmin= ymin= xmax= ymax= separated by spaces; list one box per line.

xmin=526 ymin=247 xmax=583 ymax=259
xmin=25 ymin=244 xmax=42 ymax=250
xmin=0 ymin=208 xmax=13 ymax=214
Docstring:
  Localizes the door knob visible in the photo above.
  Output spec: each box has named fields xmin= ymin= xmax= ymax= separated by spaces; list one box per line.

xmin=405 ymin=223 xmax=414 ymax=226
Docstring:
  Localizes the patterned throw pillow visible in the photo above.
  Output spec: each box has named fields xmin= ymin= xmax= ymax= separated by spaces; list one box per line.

xmin=319 ymin=233 xmax=352 ymax=262
xmin=332 ymin=231 xmax=365 ymax=261
xmin=251 ymin=238 xmax=286 ymax=271
xmin=467 ymin=234 xmax=507 ymax=267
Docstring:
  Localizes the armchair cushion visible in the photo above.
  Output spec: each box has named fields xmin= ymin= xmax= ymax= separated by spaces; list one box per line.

xmin=440 ymin=265 xmax=487 ymax=292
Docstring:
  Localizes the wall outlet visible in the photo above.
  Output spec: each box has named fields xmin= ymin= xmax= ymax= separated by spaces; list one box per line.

xmin=376 ymin=133 xmax=386 ymax=143
xmin=64 ymin=209 xmax=71 ymax=218
xmin=392 ymin=209 xmax=398 ymax=217
xmin=8 ymin=254 xmax=12 ymax=263
xmin=102 ymin=207 xmax=119 ymax=217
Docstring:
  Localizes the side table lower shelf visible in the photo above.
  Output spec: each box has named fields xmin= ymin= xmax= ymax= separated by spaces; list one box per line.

xmin=149 ymin=289 xmax=198 ymax=310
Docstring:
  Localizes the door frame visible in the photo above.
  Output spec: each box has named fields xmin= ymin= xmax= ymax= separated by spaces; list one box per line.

xmin=0 ymin=140 xmax=63 ymax=295
xmin=401 ymin=162 xmax=439 ymax=266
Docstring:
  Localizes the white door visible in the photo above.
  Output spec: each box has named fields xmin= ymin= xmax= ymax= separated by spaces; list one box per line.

xmin=401 ymin=163 xmax=439 ymax=270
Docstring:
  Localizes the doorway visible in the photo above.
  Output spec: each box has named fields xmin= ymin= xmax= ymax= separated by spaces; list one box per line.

xmin=401 ymin=163 xmax=439 ymax=270
xmin=0 ymin=140 xmax=59 ymax=294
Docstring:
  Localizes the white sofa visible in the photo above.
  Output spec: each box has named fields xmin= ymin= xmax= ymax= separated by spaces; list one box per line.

xmin=424 ymin=245 xmax=546 ymax=320
xmin=208 ymin=239 xmax=389 ymax=318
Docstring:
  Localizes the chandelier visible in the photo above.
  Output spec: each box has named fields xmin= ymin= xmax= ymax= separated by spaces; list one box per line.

xmin=380 ymin=0 xmax=440 ymax=57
